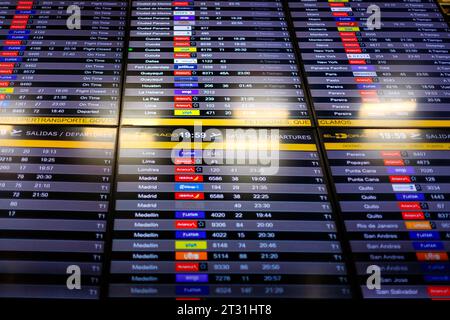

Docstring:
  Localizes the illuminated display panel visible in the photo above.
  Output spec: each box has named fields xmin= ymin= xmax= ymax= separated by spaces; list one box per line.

xmin=0 ymin=1 xmax=127 ymax=125
xmin=289 ymin=0 xmax=450 ymax=127
xmin=121 ymin=0 xmax=311 ymax=127
xmin=0 ymin=125 xmax=116 ymax=299
xmin=321 ymin=129 xmax=450 ymax=299
xmin=108 ymin=127 xmax=351 ymax=299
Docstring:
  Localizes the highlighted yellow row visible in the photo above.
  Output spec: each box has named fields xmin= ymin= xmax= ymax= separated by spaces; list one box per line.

xmin=324 ymin=143 xmax=450 ymax=151
xmin=0 ymin=117 xmax=117 ymax=125
xmin=0 ymin=139 xmax=114 ymax=149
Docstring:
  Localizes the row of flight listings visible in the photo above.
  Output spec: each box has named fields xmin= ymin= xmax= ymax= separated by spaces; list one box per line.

xmin=0 ymin=0 xmax=448 ymax=127
xmin=1 ymin=125 xmax=450 ymax=300
xmin=0 ymin=0 xmax=448 ymax=301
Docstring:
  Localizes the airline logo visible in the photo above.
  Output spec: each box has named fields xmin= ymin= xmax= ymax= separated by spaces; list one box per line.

xmin=404 ymin=221 xmax=432 ymax=230
xmin=173 ymin=31 xmax=192 ymax=36
xmin=392 ymin=184 xmax=417 ymax=192
xmin=175 ymin=211 xmax=205 ymax=219
xmin=386 ymin=167 xmax=415 ymax=174
xmin=395 ymin=193 xmax=425 ymax=201
xmin=174 ymin=76 xmax=198 ymax=81
xmin=427 ymin=286 xmax=450 ymax=298
xmin=174 ymin=82 xmax=198 ymax=88
xmin=174 ymin=110 xmax=200 ymax=116
xmin=174 ymin=70 xmax=192 ymax=76
xmin=346 ymin=54 xmax=371 ymax=59
xmin=402 ymin=212 xmax=425 ymax=220
xmin=175 ymin=220 xmax=199 ymax=228
xmin=175 ymin=241 xmax=207 ymax=250
xmin=425 ymin=275 xmax=450 ymax=282
xmin=416 ymin=252 xmax=448 ymax=261
xmin=174 ymin=11 xmax=195 ymax=15
xmin=174 ymin=64 xmax=197 ymax=71
xmin=178 ymin=149 xmax=199 ymax=157
xmin=175 ymin=166 xmax=197 ymax=173
xmin=174 ymin=103 xmax=193 ymax=108
xmin=176 ymin=274 xmax=208 ymax=283
xmin=172 ymin=2 xmax=191 ymax=7
xmin=353 ymin=72 xmax=378 ymax=77
xmin=175 ymin=175 xmax=203 ymax=182
xmin=389 ymin=176 xmax=411 ymax=183
xmin=409 ymin=231 xmax=440 ymax=240
xmin=421 ymin=263 xmax=449 ymax=273
xmin=413 ymin=242 xmax=444 ymax=251
xmin=174 ymin=89 xmax=198 ymax=95
xmin=175 ymin=96 xmax=192 ymax=102
xmin=384 ymin=159 xmax=404 ymax=166
xmin=175 ymin=251 xmax=208 ymax=261
xmin=174 ymin=59 xmax=198 ymax=64
xmin=175 ymin=192 xmax=204 ymax=200
xmin=176 ymin=286 xmax=209 ymax=295
xmin=173 ymin=26 xmax=192 ymax=31
xmin=175 ymin=263 xmax=200 ymax=272
xmin=175 ymin=183 xmax=203 ymax=191
xmin=330 ymin=7 xmax=353 ymax=12
xmin=398 ymin=202 xmax=422 ymax=210
xmin=174 ymin=158 xmax=196 ymax=165
xmin=174 ymin=47 xmax=197 ymax=52
xmin=176 ymin=231 xmax=206 ymax=239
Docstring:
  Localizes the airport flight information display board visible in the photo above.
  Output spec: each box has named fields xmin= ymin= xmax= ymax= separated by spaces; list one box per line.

xmin=0 ymin=125 xmax=116 ymax=299
xmin=121 ymin=0 xmax=311 ymax=127
xmin=0 ymin=0 xmax=449 ymax=303
xmin=108 ymin=127 xmax=351 ymax=298
xmin=0 ymin=1 xmax=127 ymax=125
xmin=289 ymin=0 xmax=450 ymax=127
xmin=321 ymin=129 xmax=450 ymax=299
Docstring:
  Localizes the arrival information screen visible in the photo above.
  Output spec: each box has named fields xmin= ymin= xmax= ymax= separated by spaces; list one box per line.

xmin=0 ymin=125 xmax=116 ymax=299
xmin=108 ymin=127 xmax=351 ymax=298
xmin=289 ymin=0 xmax=450 ymax=127
xmin=322 ymin=129 xmax=450 ymax=299
xmin=0 ymin=0 xmax=127 ymax=125
xmin=121 ymin=0 xmax=311 ymax=127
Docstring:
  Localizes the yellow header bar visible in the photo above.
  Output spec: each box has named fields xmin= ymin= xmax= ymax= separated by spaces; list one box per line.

xmin=120 ymin=141 xmax=317 ymax=151
xmin=324 ymin=143 xmax=450 ymax=150
xmin=319 ymin=119 xmax=450 ymax=127
xmin=0 ymin=117 xmax=117 ymax=125
xmin=121 ymin=118 xmax=311 ymax=127
xmin=0 ymin=139 xmax=114 ymax=149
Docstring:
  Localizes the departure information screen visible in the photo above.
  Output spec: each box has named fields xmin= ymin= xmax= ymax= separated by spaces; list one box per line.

xmin=121 ymin=0 xmax=311 ymax=127
xmin=322 ymin=129 xmax=450 ymax=299
xmin=289 ymin=0 xmax=450 ymax=127
xmin=0 ymin=1 xmax=127 ymax=125
xmin=109 ymin=127 xmax=351 ymax=298
xmin=0 ymin=125 xmax=116 ymax=299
